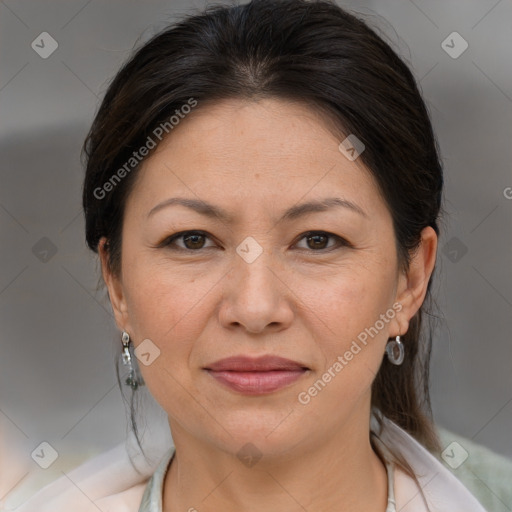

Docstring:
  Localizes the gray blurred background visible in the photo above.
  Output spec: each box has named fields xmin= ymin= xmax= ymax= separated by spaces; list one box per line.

xmin=1 ymin=0 xmax=511 ymax=508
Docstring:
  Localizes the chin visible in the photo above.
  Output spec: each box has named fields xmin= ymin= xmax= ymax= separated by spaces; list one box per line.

xmin=201 ymin=411 xmax=308 ymax=458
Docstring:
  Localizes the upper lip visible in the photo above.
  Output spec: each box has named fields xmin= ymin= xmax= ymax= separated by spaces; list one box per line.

xmin=204 ymin=355 xmax=309 ymax=372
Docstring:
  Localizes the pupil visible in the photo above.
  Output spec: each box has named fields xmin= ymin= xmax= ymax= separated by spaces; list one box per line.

xmin=181 ymin=233 xmax=329 ymax=250
xmin=308 ymin=234 xmax=327 ymax=249
xmin=185 ymin=234 xmax=204 ymax=249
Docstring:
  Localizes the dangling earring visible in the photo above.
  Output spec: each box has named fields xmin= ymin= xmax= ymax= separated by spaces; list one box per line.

xmin=386 ymin=335 xmax=405 ymax=365
xmin=121 ymin=331 xmax=145 ymax=390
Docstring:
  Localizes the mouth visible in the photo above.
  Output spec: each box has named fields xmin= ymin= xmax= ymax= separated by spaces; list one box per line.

xmin=203 ymin=355 xmax=309 ymax=395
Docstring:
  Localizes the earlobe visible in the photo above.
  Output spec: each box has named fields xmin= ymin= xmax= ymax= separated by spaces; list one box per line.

xmin=393 ymin=226 xmax=438 ymax=335
xmin=98 ymin=237 xmax=130 ymax=331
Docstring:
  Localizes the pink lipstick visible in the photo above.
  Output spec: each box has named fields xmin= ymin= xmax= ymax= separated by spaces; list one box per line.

xmin=204 ymin=355 xmax=308 ymax=395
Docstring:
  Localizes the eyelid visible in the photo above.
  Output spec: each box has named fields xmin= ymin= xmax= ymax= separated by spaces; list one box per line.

xmin=156 ymin=230 xmax=217 ymax=250
xmin=157 ymin=230 xmax=352 ymax=252
xmin=292 ymin=231 xmax=352 ymax=251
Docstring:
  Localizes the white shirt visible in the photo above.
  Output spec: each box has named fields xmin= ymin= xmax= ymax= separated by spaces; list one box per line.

xmin=10 ymin=415 xmax=488 ymax=512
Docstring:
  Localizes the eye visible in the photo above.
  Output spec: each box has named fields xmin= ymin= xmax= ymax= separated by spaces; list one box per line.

xmin=294 ymin=231 xmax=350 ymax=251
xmin=157 ymin=230 xmax=351 ymax=253
xmin=158 ymin=230 xmax=217 ymax=251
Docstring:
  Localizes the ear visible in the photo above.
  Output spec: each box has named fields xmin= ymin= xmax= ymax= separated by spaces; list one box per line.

xmin=392 ymin=226 xmax=438 ymax=336
xmin=98 ymin=237 xmax=131 ymax=333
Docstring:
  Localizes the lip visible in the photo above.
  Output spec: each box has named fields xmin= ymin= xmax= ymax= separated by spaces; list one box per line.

xmin=204 ymin=355 xmax=309 ymax=395
xmin=205 ymin=355 xmax=309 ymax=372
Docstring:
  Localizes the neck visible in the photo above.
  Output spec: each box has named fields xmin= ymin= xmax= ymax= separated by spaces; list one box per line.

xmin=162 ymin=413 xmax=388 ymax=512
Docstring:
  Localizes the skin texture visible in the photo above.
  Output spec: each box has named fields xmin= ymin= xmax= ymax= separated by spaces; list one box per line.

xmin=99 ymin=98 xmax=437 ymax=512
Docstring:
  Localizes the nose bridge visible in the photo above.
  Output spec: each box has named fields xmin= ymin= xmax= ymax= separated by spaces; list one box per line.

xmin=232 ymin=238 xmax=280 ymax=300
xmin=220 ymin=237 xmax=293 ymax=332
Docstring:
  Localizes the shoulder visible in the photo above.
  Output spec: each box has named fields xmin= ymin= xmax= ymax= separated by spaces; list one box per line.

xmin=376 ymin=416 xmax=489 ymax=512
xmin=10 ymin=443 xmax=154 ymax=512
xmin=436 ymin=426 xmax=512 ymax=511
xmin=94 ymin=482 xmax=148 ymax=512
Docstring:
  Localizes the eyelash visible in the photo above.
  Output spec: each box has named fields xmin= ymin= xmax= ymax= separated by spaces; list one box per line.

xmin=157 ymin=230 xmax=352 ymax=253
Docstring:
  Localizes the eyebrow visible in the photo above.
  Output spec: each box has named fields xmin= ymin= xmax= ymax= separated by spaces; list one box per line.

xmin=147 ymin=196 xmax=368 ymax=222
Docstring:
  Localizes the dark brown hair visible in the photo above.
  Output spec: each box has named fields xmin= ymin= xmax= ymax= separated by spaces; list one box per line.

xmin=82 ymin=0 xmax=443 ymax=456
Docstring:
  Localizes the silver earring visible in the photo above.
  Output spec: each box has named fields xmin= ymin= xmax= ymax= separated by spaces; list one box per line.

xmin=121 ymin=331 xmax=145 ymax=390
xmin=386 ymin=335 xmax=405 ymax=365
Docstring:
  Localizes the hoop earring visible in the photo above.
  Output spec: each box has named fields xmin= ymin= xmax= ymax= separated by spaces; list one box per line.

xmin=385 ymin=335 xmax=405 ymax=366
xmin=121 ymin=331 xmax=145 ymax=390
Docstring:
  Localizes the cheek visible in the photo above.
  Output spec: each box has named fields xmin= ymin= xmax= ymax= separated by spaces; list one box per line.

xmin=299 ymin=266 xmax=394 ymax=347
xmin=123 ymin=254 xmax=209 ymax=338
xmin=121 ymin=268 xmax=205 ymax=412
xmin=293 ymin=262 xmax=396 ymax=403
xmin=120 ymin=256 xmax=228 ymax=403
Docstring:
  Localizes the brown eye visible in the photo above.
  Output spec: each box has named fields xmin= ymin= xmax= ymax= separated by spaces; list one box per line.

xmin=158 ymin=230 xmax=349 ymax=253
xmin=182 ymin=233 xmax=206 ymax=249
xmin=295 ymin=231 xmax=350 ymax=251
xmin=159 ymin=230 xmax=216 ymax=251
xmin=306 ymin=233 xmax=329 ymax=250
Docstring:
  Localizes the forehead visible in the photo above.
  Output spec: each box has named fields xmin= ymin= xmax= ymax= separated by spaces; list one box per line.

xmin=129 ymin=97 xmax=387 ymax=220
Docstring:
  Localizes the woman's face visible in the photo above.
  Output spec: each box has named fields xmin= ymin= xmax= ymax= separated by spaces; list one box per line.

xmin=101 ymin=98 xmax=436 ymax=458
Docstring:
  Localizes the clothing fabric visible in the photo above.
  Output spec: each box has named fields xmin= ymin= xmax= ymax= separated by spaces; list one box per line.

xmin=10 ymin=415 xmax=489 ymax=512
xmin=435 ymin=426 xmax=512 ymax=511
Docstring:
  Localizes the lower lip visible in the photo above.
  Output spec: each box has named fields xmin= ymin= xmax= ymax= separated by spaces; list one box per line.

xmin=205 ymin=369 xmax=307 ymax=395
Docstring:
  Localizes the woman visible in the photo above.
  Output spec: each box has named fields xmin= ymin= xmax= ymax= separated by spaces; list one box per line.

xmin=13 ymin=0 xmax=489 ymax=510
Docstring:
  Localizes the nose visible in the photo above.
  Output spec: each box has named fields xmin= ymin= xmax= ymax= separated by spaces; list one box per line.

xmin=218 ymin=249 xmax=294 ymax=334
